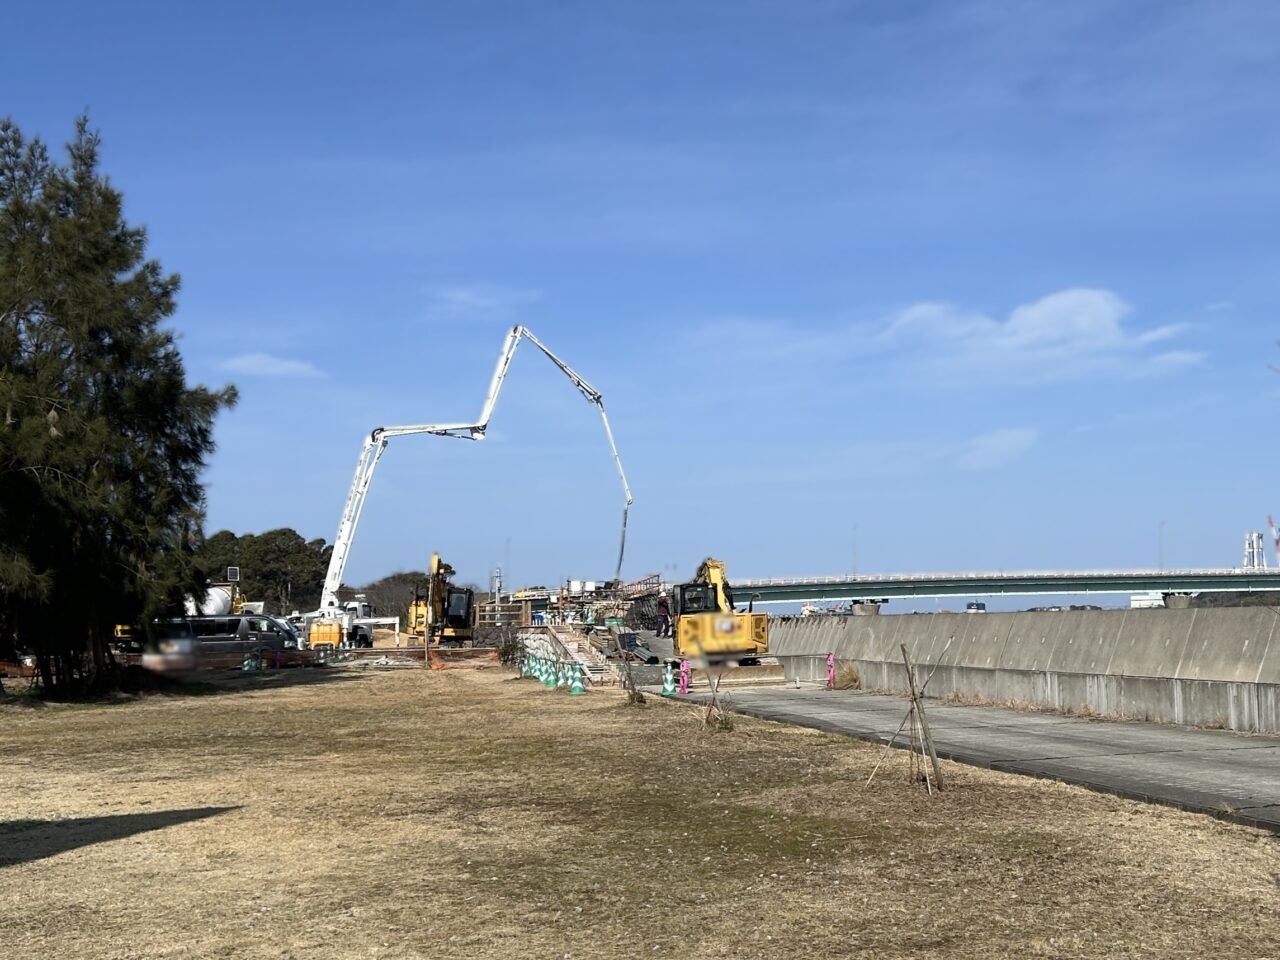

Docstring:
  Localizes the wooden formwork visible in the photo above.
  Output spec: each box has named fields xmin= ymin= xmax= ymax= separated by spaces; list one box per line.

xmin=476 ymin=600 xmax=533 ymax=629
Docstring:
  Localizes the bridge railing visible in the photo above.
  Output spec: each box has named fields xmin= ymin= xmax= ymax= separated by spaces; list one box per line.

xmin=731 ymin=567 xmax=1263 ymax=587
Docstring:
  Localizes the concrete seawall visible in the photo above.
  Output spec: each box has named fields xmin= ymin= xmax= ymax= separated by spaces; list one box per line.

xmin=768 ymin=607 xmax=1280 ymax=733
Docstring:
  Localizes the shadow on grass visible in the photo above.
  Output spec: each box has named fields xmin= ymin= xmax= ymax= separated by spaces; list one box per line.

xmin=0 ymin=806 xmax=239 ymax=868
xmin=5 ymin=665 xmax=373 ymax=707
xmin=166 ymin=666 xmax=374 ymax=697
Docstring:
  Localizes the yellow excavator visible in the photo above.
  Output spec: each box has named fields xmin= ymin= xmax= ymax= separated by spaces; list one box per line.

xmin=674 ymin=558 xmax=768 ymax=662
xmin=408 ymin=553 xmax=476 ymax=646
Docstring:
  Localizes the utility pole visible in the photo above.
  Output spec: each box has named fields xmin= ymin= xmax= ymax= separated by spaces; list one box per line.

xmin=1158 ymin=519 xmax=1167 ymax=571
xmin=852 ymin=522 xmax=859 ymax=577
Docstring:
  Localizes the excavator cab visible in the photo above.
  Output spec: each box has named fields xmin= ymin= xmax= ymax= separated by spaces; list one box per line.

xmin=443 ymin=587 xmax=475 ymax=632
xmin=676 ymin=582 xmax=719 ymax=614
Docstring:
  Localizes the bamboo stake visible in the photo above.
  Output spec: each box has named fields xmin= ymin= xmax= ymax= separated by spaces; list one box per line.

xmin=901 ymin=643 xmax=943 ymax=791
xmin=702 ymin=664 xmax=729 ymax=726
xmin=865 ymin=640 xmax=952 ymax=790
xmin=864 ymin=703 xmax=914 ymax=787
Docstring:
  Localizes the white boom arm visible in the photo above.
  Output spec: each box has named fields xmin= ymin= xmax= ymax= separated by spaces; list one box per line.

xmin=318 ymin=325 xmax=634 ymax=611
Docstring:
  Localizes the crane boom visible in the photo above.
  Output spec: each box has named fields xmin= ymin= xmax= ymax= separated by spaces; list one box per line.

xmin=318 ymin=325 xmax=633 ymax=611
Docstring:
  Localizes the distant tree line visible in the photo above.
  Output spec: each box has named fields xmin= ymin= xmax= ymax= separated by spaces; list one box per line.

xmin=195 ymin=528 xmax=332 ymax=615
xmin=193 ymin=527 xmax=485 ymax=630
xmin=194 ymin=527 xmax=483 ymax=630
xmin=339 ymin=570 xmax=424 ymax=629
xmin=0 ymin=117 xmax=236 ymax=695
xmin=339 ymin=570 xmax=485 ymax=630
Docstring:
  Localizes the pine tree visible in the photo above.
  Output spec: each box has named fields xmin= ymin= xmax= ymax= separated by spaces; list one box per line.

xmin=195 ymin=528 xmax=333 ymax=615
xmin=0 ymin=116 xmax=236 ymax=694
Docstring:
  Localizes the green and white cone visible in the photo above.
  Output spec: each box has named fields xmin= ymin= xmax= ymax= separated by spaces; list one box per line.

xmin=568 ymin=664 xmax=588 ymax=695
xmin=660 ymin=660 xmax=676 ymax=697
xmin=542 ymin=659 xmax=557 ymax=688
xmin=555 ymin=661 xmax=568 ymax=689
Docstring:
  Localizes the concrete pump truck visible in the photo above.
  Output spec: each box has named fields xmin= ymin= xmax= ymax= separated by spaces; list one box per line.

xmin=303 ymin=325 xmax=632 ymax=650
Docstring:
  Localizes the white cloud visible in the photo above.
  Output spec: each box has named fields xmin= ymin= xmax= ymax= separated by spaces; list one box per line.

xmin=954 ymin=427 xmax=1039 ymax=472
xmin=219 ymin=352 xmax=325 ymax=379
xmin=836 ymin=427 xmax=1039 ymax=481
xmin=425 ymin=284 xmax=542 ymax=321
xmin=683 ymin=288 xmax=1199 ymax=391
xmin=880 ymin=288 xmax=1202 ymax=385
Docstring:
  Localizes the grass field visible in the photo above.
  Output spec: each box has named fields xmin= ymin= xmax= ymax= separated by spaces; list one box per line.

xmin=2 ymin=667 xmax=1279 ymax=959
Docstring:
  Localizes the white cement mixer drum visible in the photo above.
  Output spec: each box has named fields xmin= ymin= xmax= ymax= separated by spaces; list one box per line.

xmin=184 ymin=586 xmax=233 ymax=616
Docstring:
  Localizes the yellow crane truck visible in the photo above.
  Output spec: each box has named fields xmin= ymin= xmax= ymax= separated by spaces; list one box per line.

xmin=674 ymin=558 xmax=768 ymax=662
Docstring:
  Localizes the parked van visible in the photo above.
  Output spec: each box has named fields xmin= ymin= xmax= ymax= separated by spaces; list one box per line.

xmin=144 ymin=615 xmax=298 ymax=671
xmin=187 ymin=615 xmax=294 ymax=658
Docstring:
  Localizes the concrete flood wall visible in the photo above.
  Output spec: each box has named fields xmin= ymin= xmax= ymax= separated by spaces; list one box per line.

xmin=769 ymin=607 xmax=1280 ymax=733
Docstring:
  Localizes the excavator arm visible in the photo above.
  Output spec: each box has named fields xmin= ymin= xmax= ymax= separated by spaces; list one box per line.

xmin=694 ymin=558 xmax=732 ymax=611
xmin=318 ymin=326 xmax=633 ymax=611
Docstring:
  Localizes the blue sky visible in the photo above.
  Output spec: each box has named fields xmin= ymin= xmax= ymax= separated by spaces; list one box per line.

xmin=6 ymin=1 xmax=1280 ymax=595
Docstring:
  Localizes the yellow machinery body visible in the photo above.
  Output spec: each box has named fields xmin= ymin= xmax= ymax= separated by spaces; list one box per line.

xmin=674 ymin=558 xmax=768 ymax=660
xmin=408 ymin=552 xmax=475 ymax=646
xmin=308 ymin=620 xmax=344 ymax=649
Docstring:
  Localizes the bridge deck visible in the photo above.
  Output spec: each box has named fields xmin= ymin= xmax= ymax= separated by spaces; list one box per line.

xmin=729 ymin=568 xmax=1280 ymax=604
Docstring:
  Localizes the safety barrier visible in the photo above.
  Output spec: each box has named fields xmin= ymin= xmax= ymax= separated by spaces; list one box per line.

xmin=517 ymin=629 xmax=595 ymax=698
xmin=769 ymin=607 xmax=1280 ymax=733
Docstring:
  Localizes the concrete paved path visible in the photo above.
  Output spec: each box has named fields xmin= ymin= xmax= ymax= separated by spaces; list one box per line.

xmin=678 ymin=686 xmax=1280 ymax=831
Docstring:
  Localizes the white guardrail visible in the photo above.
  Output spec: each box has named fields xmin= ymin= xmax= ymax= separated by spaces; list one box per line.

xmin=730 ymin=568 xmax=1267 ymax=587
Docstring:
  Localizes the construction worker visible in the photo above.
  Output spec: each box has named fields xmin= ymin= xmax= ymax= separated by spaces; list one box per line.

xmin=656 ymin=593 xmax=672 ymax=638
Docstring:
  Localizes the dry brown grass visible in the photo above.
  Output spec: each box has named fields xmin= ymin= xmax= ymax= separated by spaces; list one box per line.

xmin=831 ymin=663 xmax=861 ymax=690
xmin=2 ymin=667 xmax=1279 ymax=959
